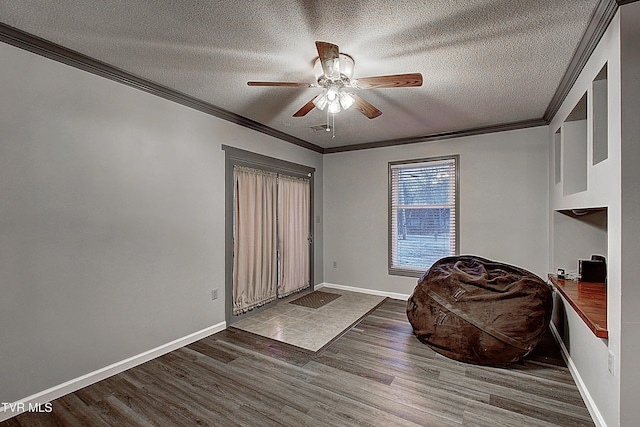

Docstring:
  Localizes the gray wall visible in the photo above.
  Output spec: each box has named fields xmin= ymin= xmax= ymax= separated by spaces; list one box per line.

xmin=0 ymin=42 xmax=323 ymax=403
xmin=323 ymin=127 xmax=549 ymax=296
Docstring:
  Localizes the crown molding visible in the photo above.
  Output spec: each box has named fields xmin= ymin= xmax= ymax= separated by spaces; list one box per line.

xmin=324 ymin=119 xmax=547 ymax=154
xmin=0 ymin=22 xmax=324 ymax=154
xmin=544 ymin=0 xmax=619 ymax=122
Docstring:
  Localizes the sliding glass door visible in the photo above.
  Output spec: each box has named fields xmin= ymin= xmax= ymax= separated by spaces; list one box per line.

xmin=223 ymin=146 xmax=314 ymax=324
xmin=277 ymin=174 xmax=310 ymax=298
xmin=232 ymin=166 xmax=278 ymax=315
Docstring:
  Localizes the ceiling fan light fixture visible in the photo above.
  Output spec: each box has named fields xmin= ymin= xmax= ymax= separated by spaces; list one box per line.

xmin=313 ymin=93 xmax=328 ymax=110
xmin=327 ymin=100 xmax=341 ymax=114
xmin=339 ymin=91 xmax=355 ymax=110
xmin=326 ymin=86 xmax=339 ymax=101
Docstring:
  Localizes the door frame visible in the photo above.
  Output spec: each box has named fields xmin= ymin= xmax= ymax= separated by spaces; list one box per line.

xmin=222 ymin=145 xmax=315 ymax=325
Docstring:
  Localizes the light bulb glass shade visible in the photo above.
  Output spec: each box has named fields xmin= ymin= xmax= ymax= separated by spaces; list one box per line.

xmin=326 ymin=86 xmax=338 ymax=101
xmin=327 ymin=100 xmax=341 ymax=114
xmin=339 ymin=91 xmax=355 ymax=110
xmin=313 ymin=93 xmax=328 ymax=110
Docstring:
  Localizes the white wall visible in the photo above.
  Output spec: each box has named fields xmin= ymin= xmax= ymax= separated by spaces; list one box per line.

xmin=618 ymin=3 xmax=640 ymax=426
xmin=0 ymin=41 xmax=323 ymax=404
xmin=323 ymin=127 xmax=549 ymax=297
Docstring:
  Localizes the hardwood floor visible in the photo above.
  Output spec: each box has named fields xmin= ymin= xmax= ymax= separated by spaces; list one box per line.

xmin=2 ymin=299 xmax=594 ymax=426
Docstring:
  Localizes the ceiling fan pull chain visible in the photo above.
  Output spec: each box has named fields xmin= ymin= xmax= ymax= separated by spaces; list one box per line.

xmin=326 ymin=107 xmax=331 ymax=133
xmin=332 ymin=114 xmax=336 ymax=139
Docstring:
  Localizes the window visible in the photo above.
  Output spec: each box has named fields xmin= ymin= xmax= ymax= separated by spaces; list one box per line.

xmin=389 ymin=156 xmax=459 ymax=277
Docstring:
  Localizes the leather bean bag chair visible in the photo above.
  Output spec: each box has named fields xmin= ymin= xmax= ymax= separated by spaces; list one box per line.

xmin=407 ymin=256 xmax=552 ymax=366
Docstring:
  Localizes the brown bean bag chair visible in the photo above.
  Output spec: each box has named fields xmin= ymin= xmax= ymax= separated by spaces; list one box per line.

xmin=406 ymin=256 xmax=552 ymax=366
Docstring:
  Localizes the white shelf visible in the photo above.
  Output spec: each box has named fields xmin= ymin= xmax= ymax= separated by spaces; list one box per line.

xmin=562 ymin=93 xmax=588 ymax=196
xmin=552 ymin=208 xmax=607 ymax=274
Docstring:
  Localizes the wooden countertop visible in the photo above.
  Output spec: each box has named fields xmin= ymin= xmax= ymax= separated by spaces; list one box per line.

xmin=548 ymin=274 xmax=608 ymax=339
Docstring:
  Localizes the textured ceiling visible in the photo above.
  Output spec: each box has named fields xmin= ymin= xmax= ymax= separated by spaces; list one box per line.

xmin=0 ymin=0 xmax=602 ymax=150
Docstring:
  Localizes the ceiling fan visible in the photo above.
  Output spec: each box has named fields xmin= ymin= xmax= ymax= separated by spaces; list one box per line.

xmin=247 ymin=41 xmax=423 ymax=120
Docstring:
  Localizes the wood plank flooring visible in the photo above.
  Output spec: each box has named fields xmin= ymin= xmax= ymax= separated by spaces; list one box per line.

xmin=2 ymin=299 xmax=594 ymax=426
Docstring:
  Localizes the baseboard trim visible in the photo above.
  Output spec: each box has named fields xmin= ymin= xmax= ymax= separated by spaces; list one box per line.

xmin=0 ymin=321 xmax=226 ymax=422
xmin=548 ymin=323 xmax=607 ymax=427
xmin=317 ymin=282 xmax=410 ymax=301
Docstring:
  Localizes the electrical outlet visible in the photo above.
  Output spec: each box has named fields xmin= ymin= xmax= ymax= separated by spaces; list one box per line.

xmin=333 ymin=261 xmax=337 ymax=268
xmin=211 ymin=289 xmax=218 ymax=300
xmin=608 ymin=351 xmax=614 ymax=375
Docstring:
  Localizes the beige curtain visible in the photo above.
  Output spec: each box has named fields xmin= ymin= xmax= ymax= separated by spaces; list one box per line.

xmin=232 ymin=166 xmax=278 ymax=314
xmin=277 ymin=174 xmax=310 ymax=298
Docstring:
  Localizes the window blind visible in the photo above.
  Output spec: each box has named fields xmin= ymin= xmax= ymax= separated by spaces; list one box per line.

xmin=389 ymin=156 xmax=458 ymax=276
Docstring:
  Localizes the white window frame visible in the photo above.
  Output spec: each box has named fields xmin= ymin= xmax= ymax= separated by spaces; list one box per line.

xmin=388 ymin=155 xmax=459 ymax=277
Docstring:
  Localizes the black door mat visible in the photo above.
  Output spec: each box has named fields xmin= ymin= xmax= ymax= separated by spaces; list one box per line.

xmin=289 ymin=290 xmax=341 ymax=309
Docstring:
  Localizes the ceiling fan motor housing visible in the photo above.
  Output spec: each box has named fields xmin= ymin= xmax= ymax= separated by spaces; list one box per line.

xmin=314 ymin=52 xmax=355 ymax=82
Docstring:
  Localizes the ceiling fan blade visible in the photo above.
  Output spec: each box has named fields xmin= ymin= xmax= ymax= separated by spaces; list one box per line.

xmin=351 ymin=93 xmax=382 ymax=119
xmin=292 ymin=97 xmax=318 ymax=117
xmin=355 ymin=73 xmax=423 ymax=89
xmin=247 ymin=81 xmax=314 ymax=87
xmin=315 ymin=41 xmax=340 ymax=78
